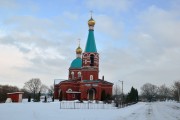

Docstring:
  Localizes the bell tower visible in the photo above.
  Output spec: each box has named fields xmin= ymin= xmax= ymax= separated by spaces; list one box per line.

xmin=81 ymin=16 xmax=99 ymax=81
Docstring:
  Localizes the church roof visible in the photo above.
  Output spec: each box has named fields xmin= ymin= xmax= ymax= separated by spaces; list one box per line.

xmin=82 ymin=79 xmax=113 ymax=85
xmin=70 ymin=57 xmax=82 ymax=68
xmin=85 ymin=16 xmax=97 ymax=52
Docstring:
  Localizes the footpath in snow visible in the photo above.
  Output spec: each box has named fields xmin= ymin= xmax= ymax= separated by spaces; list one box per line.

xmin=0 ymin=101 xmax=179 ymax=120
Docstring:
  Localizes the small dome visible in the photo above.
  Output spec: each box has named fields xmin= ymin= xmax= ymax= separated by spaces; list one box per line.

xmin=88 ymin=17 xmax=95 ymax=26
xmin=76 ymin=46 xmax=82 ymax=54
xmin=70 ymin=58 xmax=82 ymax=68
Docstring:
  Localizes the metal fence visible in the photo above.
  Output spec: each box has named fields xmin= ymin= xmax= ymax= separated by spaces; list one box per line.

xmin=60 ymin=102 xmax=116 ymax=109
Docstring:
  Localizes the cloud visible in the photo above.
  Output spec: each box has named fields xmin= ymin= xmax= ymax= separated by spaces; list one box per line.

xmin=0 ymin=0 xmax=20 ymax=9
xmin=137 ymin=5 xmax=180 ymax=46
xmin=98 ymin=5 xmax=180 ymax=92
xmin=95 ymin=14 xmax=124 ymax=40
xmin=86 ymin=0 xmax=132 ymax=12
xmin=0 ymin=15 xmax=77 ymax=87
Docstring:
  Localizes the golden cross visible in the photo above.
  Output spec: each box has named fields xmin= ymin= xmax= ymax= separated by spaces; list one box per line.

xmin=90 ymin=10 xmax=93 ymax=18
xmin=77 ymin=38 xmax=81 ymax=46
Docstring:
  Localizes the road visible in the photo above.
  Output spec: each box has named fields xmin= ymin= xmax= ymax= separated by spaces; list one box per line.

xmin=117 ymin=102 xmax=180 ymax=120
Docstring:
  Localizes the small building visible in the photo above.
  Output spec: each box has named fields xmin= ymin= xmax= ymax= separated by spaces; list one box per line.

xmin=7 ymin=92 xmax=24 ymax=103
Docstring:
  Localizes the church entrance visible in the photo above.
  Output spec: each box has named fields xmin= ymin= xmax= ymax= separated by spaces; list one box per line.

xmin=88 ymin=88 xmax=95 ymax=100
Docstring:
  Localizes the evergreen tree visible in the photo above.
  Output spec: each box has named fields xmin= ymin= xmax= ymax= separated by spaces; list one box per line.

xmin=126 ymin=87 xmax=138 ymax=103
xmin=52 ymin=96 xmax=54 ymax=102
xmin=28 ymin=96 xmax=31 ymax=102
xmin=135 ymin=89 xmax=139 ymax=102
xmin=44 ymin=96 xmax=47 ymax=102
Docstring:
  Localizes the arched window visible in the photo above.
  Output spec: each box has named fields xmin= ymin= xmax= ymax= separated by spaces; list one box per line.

xmin=67 ymin=88 xmax=72 ymax=92
xmin=71 ymin=72 xmax=74 ymax=79
xmin=90 ymin=75 xmax=93 ymax=80
xmin=90 ymin=54 xmax=94 ymax=66
xmin=78 ymin=72 xmax=81 ymax=78
xmin=85 ymin=60 xmax=87 ymax=64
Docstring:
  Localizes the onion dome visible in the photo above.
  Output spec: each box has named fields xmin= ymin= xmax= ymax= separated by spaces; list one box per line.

xmin=70 ymin=58 xmax=82 ymax=68
xmin=88 ymin=17 xmax=95 ymax=26
xmin=76 ymin=46 xmax=82 ymax=54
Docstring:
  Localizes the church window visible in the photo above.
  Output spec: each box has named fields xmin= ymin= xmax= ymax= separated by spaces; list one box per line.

xmin=85 ymin=60 xmax=87 ymax=64
xmin=71 ymin=72 xmax=74 ymax=79
xmin=90 ymin=54 xmax=94 ymax=66
xmin=90 ymin=75 xmax=93 ymax=80
xmin=78 ymin=72 xmax=81 ymax=78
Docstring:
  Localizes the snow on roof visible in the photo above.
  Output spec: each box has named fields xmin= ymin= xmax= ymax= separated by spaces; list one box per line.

xmin=7 ymin=92 xmax=24 ymax=95
xmin=54 ymin=79 xmax=67 ymax=85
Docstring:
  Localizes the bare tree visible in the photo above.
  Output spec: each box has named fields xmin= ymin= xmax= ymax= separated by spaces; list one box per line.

xmin=157 ymin=84 xmax=172 ymax=100
xmin=23 ymin=78 xmax=42 ymax=100
xmin=172 ymin=80 xmax=180 ymax=101
xmin=113 ymin=84 xmax=121 ymax=95
xmin=113 ymin=84 xmax=122 ymax=103
xmin=40 ymin=84 xmax=49 ymax=94
xmin=141 ymin=83 xmax=158 ymax=101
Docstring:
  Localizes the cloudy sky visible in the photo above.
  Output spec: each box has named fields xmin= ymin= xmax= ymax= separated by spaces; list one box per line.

xmin=0 ymin=0 xmax=180 ymax=93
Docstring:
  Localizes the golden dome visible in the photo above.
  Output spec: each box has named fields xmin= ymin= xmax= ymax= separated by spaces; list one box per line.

xmin=88 ymin=17 xmax=95 ymax=26
xmin=76 ymin=46 xmax=82 ymax=54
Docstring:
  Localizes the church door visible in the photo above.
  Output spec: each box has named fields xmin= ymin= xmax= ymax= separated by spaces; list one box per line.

xmin=88 ymin=89 xmax=94 ymax=100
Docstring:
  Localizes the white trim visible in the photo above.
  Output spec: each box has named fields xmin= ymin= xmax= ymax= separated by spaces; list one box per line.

xmin=67 ymin=88 xmax=72 ymax=92
xmin=7 ymin=92 xmax=24 ymax=95
xmin=66 ymin=91 xmax=81 ymax=93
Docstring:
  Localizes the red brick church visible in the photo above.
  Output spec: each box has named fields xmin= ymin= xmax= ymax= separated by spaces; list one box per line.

xmin=54 ymin=16 xmax=113 ymax=101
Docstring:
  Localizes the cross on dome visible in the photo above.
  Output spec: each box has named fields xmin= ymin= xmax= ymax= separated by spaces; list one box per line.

xmin=78 ymin=38 xmax=81 ymax=47
xmin=76 ymin=38 xmax=82 ymax=54
xmin=90 ymin=10 xmax=93 ymax=18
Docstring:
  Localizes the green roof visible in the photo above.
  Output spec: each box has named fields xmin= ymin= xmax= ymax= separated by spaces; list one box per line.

xmin=70 ymin=58 xmax=82 ymax=68
xmin=85 ymin=30 xmax=97 ymax=52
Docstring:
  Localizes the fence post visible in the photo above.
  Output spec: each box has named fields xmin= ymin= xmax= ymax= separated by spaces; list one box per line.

xmin=60 ymin=102 xmax=61 ymax=109
xmin=88 ymin=102 xmax=89 ymax=109
xmin=74 ymin=102 xmax=75 ymax=109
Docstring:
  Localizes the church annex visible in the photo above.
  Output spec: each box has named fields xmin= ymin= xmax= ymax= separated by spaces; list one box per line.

xmin=54 ymin=16 xmax=113 ymax=101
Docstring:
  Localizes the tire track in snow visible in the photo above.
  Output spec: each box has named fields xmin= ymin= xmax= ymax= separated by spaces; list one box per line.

xmin=151 ymin=102 xmax=180 ymax=120
xmin=116 ymin=103 xmax=148 ymax=120
xmin=145 ymin=103 xmax=153 ymax=120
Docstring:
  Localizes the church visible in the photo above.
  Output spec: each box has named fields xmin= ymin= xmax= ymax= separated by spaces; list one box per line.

xmin=54 ymin=16 xmax=113 ymax=101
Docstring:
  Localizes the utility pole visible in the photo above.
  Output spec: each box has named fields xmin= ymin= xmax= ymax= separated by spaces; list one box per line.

xmin=178 ymin=88 xmax=180 ymax=102
xmin=119 ymin=80 xmax=124 ymax=107
xmin=119 ymin=80 xmax=123 ymax=95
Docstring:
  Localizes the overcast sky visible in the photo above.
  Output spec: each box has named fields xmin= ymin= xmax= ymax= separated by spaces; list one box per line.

xmin=0 ymin=0 xmax=180 ymax=93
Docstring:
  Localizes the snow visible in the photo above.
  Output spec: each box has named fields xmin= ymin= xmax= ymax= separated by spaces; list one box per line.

xmin=0 ymin=101 xmax=179 ymax=120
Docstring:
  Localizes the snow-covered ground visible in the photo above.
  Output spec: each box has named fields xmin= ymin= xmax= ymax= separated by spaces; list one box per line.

xmin=0 ymin=101 xmax=179 ymax=120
